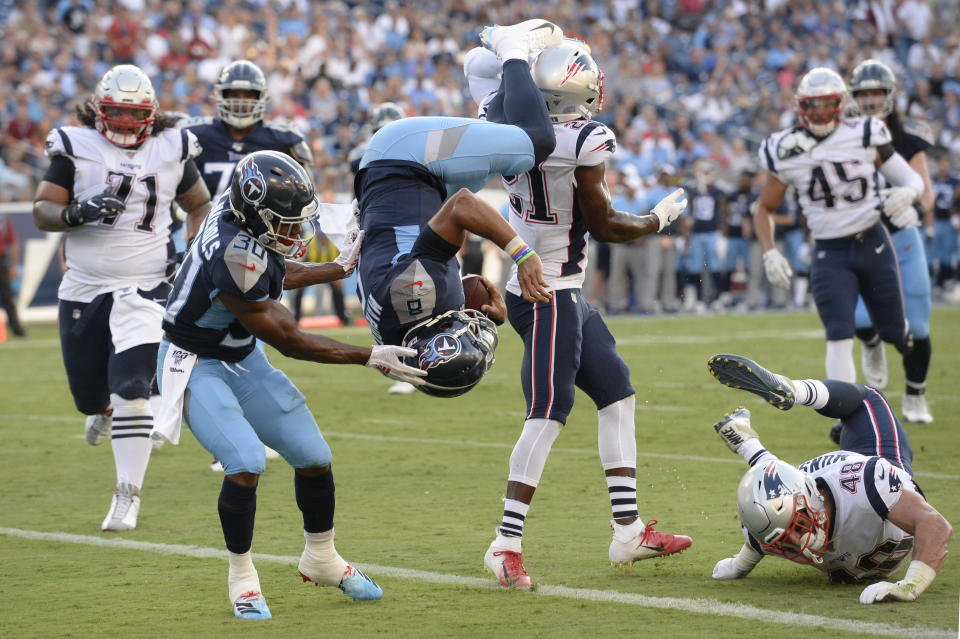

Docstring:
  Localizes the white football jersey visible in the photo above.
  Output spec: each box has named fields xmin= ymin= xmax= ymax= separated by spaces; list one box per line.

xmin=759 ymin=117 xmax=891 ymax=240
xmin=45 ymin=126 xmax=202 ymax=302
xmin=795 ymin=451 xmax=914 ymax=581
xmin=503 ymin=119 xmax=616 ymax=295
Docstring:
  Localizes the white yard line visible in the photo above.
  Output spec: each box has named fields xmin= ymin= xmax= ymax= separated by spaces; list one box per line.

xmin=0 ymin=526 xmax=951 ymax=638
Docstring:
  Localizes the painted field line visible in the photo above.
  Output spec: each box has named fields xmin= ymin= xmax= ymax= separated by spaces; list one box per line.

xmin=0 ymin=527 xmax=951 ymax=639
xmin=1 ymin=412 xmax=957 ymax=481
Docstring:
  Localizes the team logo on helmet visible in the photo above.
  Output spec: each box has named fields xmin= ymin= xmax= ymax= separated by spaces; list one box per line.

xmin=762 ymin=461 xmax=789 ymax=499
xmin=418 ymin=333 xmax=461 ymax=370
xmin=238 ymin=157 xmax=266 ymax=204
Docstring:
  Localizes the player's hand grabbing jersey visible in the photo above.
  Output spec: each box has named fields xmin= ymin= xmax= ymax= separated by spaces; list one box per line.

xmin=44 ymin=126 xmax=202 ymax=301
xmin=503 ymin=119 xmax=616 ymax=295
xmin=162 ymin=196 xmax=285 ymax=362
xmin=758 ymin=117 xmax=892 ymax=240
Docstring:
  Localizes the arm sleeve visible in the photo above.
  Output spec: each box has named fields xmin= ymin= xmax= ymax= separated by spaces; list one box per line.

xmin=879 ymin=152 xmax=925 ymax=197
xmin=176 ymin=159 xmax=201 ymax=195
xmin=41 ymin=155 xmax=76 ymax=198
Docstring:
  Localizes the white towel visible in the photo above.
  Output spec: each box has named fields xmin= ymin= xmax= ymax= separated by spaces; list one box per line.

xmin=152 ymin=345 xmax=197 ymax=445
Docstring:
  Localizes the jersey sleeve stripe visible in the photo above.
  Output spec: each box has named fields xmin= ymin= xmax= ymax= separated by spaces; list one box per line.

xmin=180 ymin=129 xmax=190 ymax=161
xmin=55 ymin=128 xmax=74 ymax=157
xmin=863 ymin=456 xmax=889 ymax=519
xmin=761 ymin=139 xmax=775 ymax=172
xmin=862 ymin=119 xmax=871 ymax=148
xmin=574 ymin=122 xmax=602 ymax=158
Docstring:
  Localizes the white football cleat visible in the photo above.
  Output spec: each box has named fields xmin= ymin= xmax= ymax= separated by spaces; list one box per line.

xmin=902 ymin=394 xmax=933 ymax=424
xmin=84 ymin=409 xmax=113 ymax=446
xmin=480 ymin=19 xmax=563 ymax=61
xmin=101 ymin=483 xmax=140 ymax=531
xmin=609 ymin=519 xmax=692 ymax=566
xmin=860 ymin=341 xmax=889 ymax=389
xmin=387 ymin=381 xmax=417 ymax=395
xmin=484 ymin=543 xmax=532 ymax=589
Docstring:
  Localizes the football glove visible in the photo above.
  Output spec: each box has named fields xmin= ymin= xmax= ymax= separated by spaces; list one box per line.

xmin=762 ymin=248 xmax=793 ymax=289
xmin=714 ymin=407 xmax=758 ymax=454
xmin=880 ymin=186 xmax=919 ymax=228
xmin=366 ymin=344 xmax=427 ymax=386
xmin=859 ymin=560 xmax=936 ymax=604
xmin=651 ymin=187 xmax=688 ymax=232
xmin=334 ymin=229 xmax=364 ymax=276
xmin=62 ymin=191 xmax=125 ymax=227
xmin=712 ymin=543 xmax=763 ymax=580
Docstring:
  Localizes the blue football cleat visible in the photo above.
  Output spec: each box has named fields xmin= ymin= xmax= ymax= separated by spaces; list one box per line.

xmin=233 ymin=590 xmax=271 ymax=619
xmin=707 ymin=354 xmax=796 ymax=410
xmin=338 ymin=565 xmax=383 ymax=600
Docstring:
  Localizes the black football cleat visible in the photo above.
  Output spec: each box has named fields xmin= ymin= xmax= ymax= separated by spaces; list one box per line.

xmin=707 ymin=354 xmax=796 ymax=410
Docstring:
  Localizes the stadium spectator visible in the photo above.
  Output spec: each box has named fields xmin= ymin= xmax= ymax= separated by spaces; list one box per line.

xmin=0 ymin=211 xmax=25 ymax=337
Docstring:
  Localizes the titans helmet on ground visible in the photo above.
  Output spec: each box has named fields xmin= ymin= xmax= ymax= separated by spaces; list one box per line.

xmin=531 ymin=40 xmax=603 ymax=122
xmin=736 ymin=459 xmax=830 ymax=565
xmin=93 ymin=65 xmax=158 ymax=147
xmin=228 ymin=150 xmax=319 ymax=258
xmin=402 ymin=309 xmax=498 ymax=398
xmin=849 ymin=59 xmax=897 ymax=118
xmin=215 ymin=60 xmax=269 ymax=129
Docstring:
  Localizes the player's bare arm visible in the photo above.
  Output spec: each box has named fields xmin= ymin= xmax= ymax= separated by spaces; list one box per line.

xmin=752 ymin=171 xmax=788 ymax=252
xmin=886 ymin=488 xmax=952 ymax=572
xmin=428 ymin=188 xmax=550 ymax=303
xmin=575 ymin=164 xmax=659 ymax=242
xmin=176 ymin=179 xmax=212 ymax=245
xmin=218 ymin=292 xmax=370 ymax=363
xmin=32 ymin=181 xmax=73 ymax=232
xmin=282 ymin=260 xmax=346 ymax=290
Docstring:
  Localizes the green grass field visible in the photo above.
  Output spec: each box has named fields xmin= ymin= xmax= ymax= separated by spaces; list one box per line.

xmin=1 ymin=308 xmax=958 ymax=638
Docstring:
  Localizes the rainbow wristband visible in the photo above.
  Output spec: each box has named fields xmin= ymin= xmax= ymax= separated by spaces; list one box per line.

xmin=510 ymin=244 xmax=536 ymax=265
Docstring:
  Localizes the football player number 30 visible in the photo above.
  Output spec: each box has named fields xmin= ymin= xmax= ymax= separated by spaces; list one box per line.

xmin=104 ymin=170 xmax=159 ymax=232
xmin=808 ymin=162 xmax=868 ymax=209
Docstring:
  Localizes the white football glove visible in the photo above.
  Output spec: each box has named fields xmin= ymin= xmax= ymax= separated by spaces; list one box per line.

xmin=712 ymin=544 xmax=763 ymax=580
xmin=714 ymin=408 xmax=758 ymax=454
xmin=762 ymin=248 xmax=793 ymax=289
xmin=652 ymin=187 xmax=688 ymax=231
xmin=334 ymin=228 xmax=364 ymax=276
xmin=859 ymin=561 xmax=936 ymax=604
xmin=365 ymin=344 xmax=427 ymax=386
xmin=880 ymin=186 xmax=919 ymax=228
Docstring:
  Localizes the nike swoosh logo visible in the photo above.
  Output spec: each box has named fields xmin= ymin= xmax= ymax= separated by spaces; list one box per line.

xmin=405 ymin=280 xmax=424 ymax=288
xmin=240 ymin=263 xmax=257 ymax=271
xmin=879 ymin=466 xmax=886 ymax=480
xmin=874 ymin=244 xmax=885 ymax=254
xmin=640 ymin=544 xmax=665 ymax=553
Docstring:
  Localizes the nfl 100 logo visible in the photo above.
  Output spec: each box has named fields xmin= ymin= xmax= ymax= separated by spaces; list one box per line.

xmin=169 ymin=349 xmax=191 ymax=373
xmin=418 ymin=333 xmax=461 ymax=370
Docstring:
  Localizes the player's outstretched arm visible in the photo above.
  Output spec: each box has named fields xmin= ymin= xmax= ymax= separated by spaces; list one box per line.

xmin=428 ymin=188 xmax=550 ymax=303
xmin=217 ymin=292 xmax=426 ymax=385
xmin=860 ymin=488 xmax=952 ymax=604
xmin=283 ymin=230 xmax=365 ymax=289
xmin=574 ymin=164 xmax=686 ymax=242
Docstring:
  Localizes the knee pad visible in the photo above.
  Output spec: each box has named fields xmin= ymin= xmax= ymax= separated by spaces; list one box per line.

xmin=508 ymin=419 xmax=562 ymax=487
xmin=597 ymin=395 xmax=636 ymax=470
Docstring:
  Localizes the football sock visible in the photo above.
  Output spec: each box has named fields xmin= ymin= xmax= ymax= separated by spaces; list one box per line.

xmin=825 ymin=339 xmax=856 ymax=382
xmin=791 ymin=379 xmax=829 ymax=410
xmin=219 ymin=477 xmax=257 ymax=554
xmin=606 ymin=475 xmax=639 ymax=522
xmin=109 ymin=394 xmax=153 ymax=488
xmin=793 ymin=274 xmax=809 ymax=307
xmin=498 ymin=498 xmax=530 ymax=539
xmin=227 ymin=550 xmax=261 ymax=603
xmin=301 ymin=529 xmax=348 ymax=585
xmin=903 ymin=337 xmax=930 ymax=395
xmin=295 ymin=469 xmax=335 ymax=533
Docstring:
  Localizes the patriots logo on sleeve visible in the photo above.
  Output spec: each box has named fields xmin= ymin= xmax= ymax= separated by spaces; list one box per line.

xmin=591 ymin=138 xmax=616 ymax=154
xmin=418 ymin=333 xmax=461 ymax=370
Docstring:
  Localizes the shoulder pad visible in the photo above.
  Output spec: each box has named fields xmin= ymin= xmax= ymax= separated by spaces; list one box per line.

xmin=902 ymin=119 xmax=934 ymax=146
xmin=222 ymin=233 xmax=270 ymax=295
xmin=44 ymin=128 xmax=74 ymax=158
xmin=290 ymin=138 xmax=313 ymax=166
xmin=263 ymin=119 xmax=305 ymax=137
xmin=181 ymin=128 xmax=203 ymax=161
xmin=775 ymin=128 xmax=816 ymax=160
xmin=866 ymin=117 xmax=893 ymax=147
xmin=573 ymin=121 xmax=616 ymax=165
xmin=181 ymin=116 xmax=215 ymax=129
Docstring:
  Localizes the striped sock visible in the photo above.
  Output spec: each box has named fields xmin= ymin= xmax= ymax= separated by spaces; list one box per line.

xmin=110 ymin=394 xmax=153 ymax=488
xmin=792 ymin=379 xmax=829 ymax=410
xmin=498 ymin=499 xmax=530 ymax=538
xmin=607 ymin=475 xmax=638 ymax=521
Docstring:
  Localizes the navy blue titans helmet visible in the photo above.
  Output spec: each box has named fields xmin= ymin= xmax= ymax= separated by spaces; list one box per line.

xmin=402 ymin=310 xmax=498 ymax=398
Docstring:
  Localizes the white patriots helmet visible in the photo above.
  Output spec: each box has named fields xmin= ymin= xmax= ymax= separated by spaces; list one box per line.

xmin=736 ymin=459 xmax=830 ymax=565
xmin=531 ymin=40 xmax=603 ymax=123
xmin=794 ymin=67 xmax=848 ymax=138
xmin=93 ymin=65 xmax=158 ymax=147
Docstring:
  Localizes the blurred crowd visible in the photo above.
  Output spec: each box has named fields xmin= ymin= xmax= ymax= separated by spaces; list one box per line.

xmin=2 ymin=0 xmax=960 ymax=315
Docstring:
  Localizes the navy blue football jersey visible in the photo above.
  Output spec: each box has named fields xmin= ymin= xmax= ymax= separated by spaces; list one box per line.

xmin=355 ymin=161 xmax=463 ymax=346
xmin=687 ymin=185 xmax=725 ymax=233
xmin=933 ymin=175 xmax=960 ymax=220
xmin=724 ymin=190 xmax=755 ymax=238
xmin=162 ymin=194 xmax=285 ymax=362
xmin=182 ymin=117 xmax=312 ymax=197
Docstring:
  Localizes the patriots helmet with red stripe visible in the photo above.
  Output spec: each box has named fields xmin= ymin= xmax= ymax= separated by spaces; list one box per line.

xmin=531 ymin=40 xmax=603 ymax=123
xmin=736 ymin=459 xmax=830 ymax=565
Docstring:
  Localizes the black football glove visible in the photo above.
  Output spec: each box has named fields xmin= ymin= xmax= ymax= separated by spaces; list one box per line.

xmin=61 ymin=192 xmax=125 ymax=227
